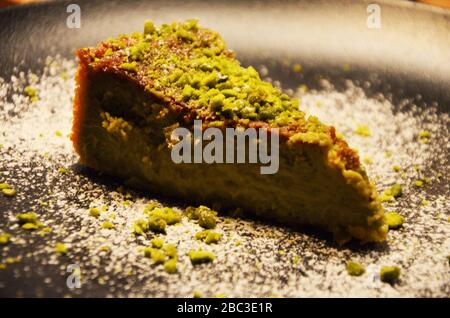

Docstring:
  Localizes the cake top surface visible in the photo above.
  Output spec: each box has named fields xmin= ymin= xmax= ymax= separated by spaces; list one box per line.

xmin=79 ymin=20 xmax=360 ymax=170
xmin=81 ymin=20 xmax=312 ymax=127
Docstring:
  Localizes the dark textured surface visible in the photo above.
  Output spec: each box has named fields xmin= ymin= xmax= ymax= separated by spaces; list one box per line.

xmin=0 ymin=0 xmax=449 ymax=297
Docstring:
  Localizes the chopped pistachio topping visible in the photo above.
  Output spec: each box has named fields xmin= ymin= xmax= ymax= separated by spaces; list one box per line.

xmin=188 ymin=249 xmax=216 ymax=264
xmin=185 ymin=205 xmax=218 ymax=229
xmin=0 ymin=183 xmax=11 ymax=190
xmin=55 ymin=243 xmax=68 ymax=255
xmin=292 ymin=256 xmax=300 ymax=265
xmin=355 ymin=124 xmax=371 ymax=137
xmin=362 ymin=156 xmax=373 ymax=165
xmin=385 ymin=212 xmax=404 ymax=229
xmin=0 ymin=232 xmax=11 ymax=245
xmin=415 ymin=180 xmax=423 ymax=187
xmin=193 ymin=291 xmax=202 ymax=298
xmin=420 ymin=199 xmax=430 ymax=206
xmin=132 ymin=219 xmax=148 ymax=235
xmin=58 ymin=167 xmax=68 ymax=174
xmin=163 ymin=243 xmax=178 ymax=259
xmin=146 ymin=248 xmax=166 ymax=264
xmin=346 ymin=261 xmax=366 ymax=276
xmin=380 ymin=184 xmax=403 ymax=202
xmin=392 ymin=165 xmax=402 ymax=172
xmin=418 ymin=130 xmax=431 ymax=143
xmin=380 ymin=266 xmax=400 ymax=284
xmin=147 ymin=216 xmax=167 ymax=233
xmin=55 ymin=130 xmax=63 ymax=137
xmin=24 ymin=86 xmax=39 ymax=102
xmin=90 ymin=20 xmax=317 ymax=127
xmin=101 ymin=221 xmax=115 ymax=229
xmin=22 ymin=223 xmax=39 ymax=230
xmin=120 ymin=62 xmax=138 ymax=72
xmin=148 ymin=207 xmax=181 ymax=225
xmin=16 ymin=212 xmax=38 ymax=224
xmin=144 ymin=242 xmax=178 ymax=272
xmin=195 ymin=230 xmax=221 ymax=244
xmin=164 ymin=258 xmax=177 ymax=274
xmin=151 ymin=238 xmax=164 ymax=249
xmin=2 ymin=187 xmax=16 ymax=197
xmin=292 ymin=63 xmax=302 ymax=73
xmin=89 ymin=207 xmax=101 ymax=218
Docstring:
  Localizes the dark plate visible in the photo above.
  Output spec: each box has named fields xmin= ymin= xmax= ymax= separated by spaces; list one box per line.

xmin=0 ymin=0 xmax=449 ymax=297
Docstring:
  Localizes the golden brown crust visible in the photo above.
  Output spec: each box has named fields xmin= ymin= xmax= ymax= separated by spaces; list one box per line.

xmin=74 ymin=48 xmax=360 ymax=171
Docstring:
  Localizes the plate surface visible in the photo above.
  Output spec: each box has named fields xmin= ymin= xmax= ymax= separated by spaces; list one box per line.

xmin=0 ymin=0 xmax=449 ymax=297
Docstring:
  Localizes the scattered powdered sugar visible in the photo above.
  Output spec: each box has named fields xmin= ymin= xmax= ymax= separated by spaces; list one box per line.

xmin=0 ymin=57 xmax=448 ymax=297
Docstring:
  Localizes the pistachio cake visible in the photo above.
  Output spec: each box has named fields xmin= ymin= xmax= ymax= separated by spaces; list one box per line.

xmin=72 ymin=20 xmax=387 ymax=242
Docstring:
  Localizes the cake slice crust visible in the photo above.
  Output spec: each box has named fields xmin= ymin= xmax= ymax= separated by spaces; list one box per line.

xmin=72 ymin=20 xmax=387 ymax=243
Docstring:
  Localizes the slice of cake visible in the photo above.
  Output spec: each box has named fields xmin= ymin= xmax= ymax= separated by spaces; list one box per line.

xmin=72 ymin=20 xmax=387 ymax=243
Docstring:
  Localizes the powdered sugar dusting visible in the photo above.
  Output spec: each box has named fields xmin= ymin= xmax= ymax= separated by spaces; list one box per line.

xmin=0 ymin=57 xmax=448 ymax=297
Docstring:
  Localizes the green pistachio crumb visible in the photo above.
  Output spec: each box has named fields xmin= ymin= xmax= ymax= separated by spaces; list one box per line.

xmin=2 ymin=188 xmax=16 ymax=197
xmin=148 ymin=248 xmax=166 ymax=264
xmin=39 ymin=227 xmax=52 ymax=236
xmin=418 ymin=130 xmax=431 ymax=142
xmin=292 ymin=256 xmax=300 ymax=265
xmin=147 ymin=216 xmax=167 ymax=233
xmin=0 ymin=183 xmax=11 ymax=190
xmin=0 ymin=232 xmax=11 ymax=245
xmin=101 ymin=221 xmax=114 ymax=229
xmin=385 ymin=212 xmax=404 ymax=229
xmin=24 ymin=86 xmax=39 ymax=101
xmin=195 ymin=230 xmax=221 ymax=244
xmin=362 ymin=156 xmax=373 ymax=165
xmin=188 ymin=249 xmax=215 ymax=264
xmin=164 ymin=258 xmax=177 ymax=274
xmin=380 ymin=266 xmax=400 ymax=284
xmin=55 ymin=243 xmax=68 ymax=255
xmin=55 ymin=130 xmax=63 ymax=137
xmin=144 ymin=20 xmax=156 ymax=35
xmin=162 ymin=243 xmax=178 ymax=259
xmin=292 ymin=63 xmax=302 ymax=73
xmin=89 ymin=207 xmax=100 ymax=218
xmin=389 ymin=184 xmax=402 ymax=197
xmin=420 ymin=199 xmax=430 ymax=206
xmin=193 ymin=291 xmax=202 ymax=298
xmin=120 ymin=62 xmax=138 ymax=72
xmin=415 ymin=180 xmax=423 ymax=187
xmin=148 ymin=207 xmax=181 ymax=225
xmin=132 ymin=219 xmax=149 ymax=235
xmin=392 ymin=165 xmax=402 ymax=172
xmin=16 ymin=212 xmax=38 ymax=224
xmin=381 ymin=184 xmax=403 ymax=202
xmin=22 ymin=223 xmax=39 ymax=230
xmin=186 ymin=206 xmax=218 ymax=229
xmin=355 ymin=124 xmax=371 ymax=137
xmin=58 ymin=167 xmax=68 ymax=174
xmin=346 ymin=261 xmax=366 ymax=276
xmin=151 ymin=238 xmax=164 ymax=249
